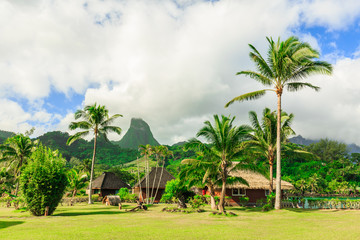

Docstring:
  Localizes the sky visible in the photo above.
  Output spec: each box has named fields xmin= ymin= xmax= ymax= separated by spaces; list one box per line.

xmin=1 ymin=0 xmax=360 ymax=145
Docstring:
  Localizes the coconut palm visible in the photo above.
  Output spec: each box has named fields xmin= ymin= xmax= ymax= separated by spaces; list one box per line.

xmin=247 ymin=108 xmax=295 ymax=193
xmin=67 ymin=169 xmax=88 ymax=203
xmin=67 ymin=103 xmax=122 ymax=204
xmin=138 ymin=144 xmax=154 ymax=204
xmin=181 ymin=152 xmax=222 ymax=210
xmin=151 ymin=145 xmax=173 ymax=204
xmin=0 ymin=134 xmax=37 ymax=196
xmin=186 ymin=115 xmax=254 ymax=213
xmin=225 ymin=36 xmax=332 ymax=209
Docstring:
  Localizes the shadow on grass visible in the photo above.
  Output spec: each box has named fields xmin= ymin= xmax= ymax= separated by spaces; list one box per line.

xmin=54 ymin=210 xmax=126 ymax=217
xmin=0 ymin=221 xmax=24 ymax=229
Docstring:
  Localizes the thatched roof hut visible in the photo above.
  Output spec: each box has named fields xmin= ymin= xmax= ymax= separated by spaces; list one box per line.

xmin=134 ymin=167 xmax=175 ymax=189
xmin=227 ymin=170 xmax=294 ymax=190
xmin=90 ymin=172 xmax=131 ymax=197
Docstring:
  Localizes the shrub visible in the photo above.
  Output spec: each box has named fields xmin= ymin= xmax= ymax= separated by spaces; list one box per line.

xmin=21 ymin=146 xmax=68 ymax=216
xmin=117 ymin=188 xmax=136 ymax=202
xmin=189 ymin=195 xmax=206 ymax=209
xmin=238 ymin=196 xmax=249 ymax=206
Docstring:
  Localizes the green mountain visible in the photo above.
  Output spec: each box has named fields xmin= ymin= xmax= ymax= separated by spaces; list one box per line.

xmin=36 ymin=131 xmax=138 ymax=166
xmin=114 ymin=118 xmax=160 ymax=149
xmin=0 ymin=130 xmax=15 ymax=144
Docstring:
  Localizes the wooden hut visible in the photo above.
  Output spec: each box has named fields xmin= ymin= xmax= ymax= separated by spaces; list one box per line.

xmin=202 ymin=165 xmax=294 ymax=206
xmin=133 ymin=167 xmax=175 ymax=202
xmin=89 ymin=172 xmax=131 ymax=197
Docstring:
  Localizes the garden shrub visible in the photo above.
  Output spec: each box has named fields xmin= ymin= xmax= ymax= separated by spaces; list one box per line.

xmin=21 ymin=146 xmax=68 ymax=216
xmin=189 ymin=195 xmax=206 ymax=209
xmin=238 ymin=196 xmax=249 ymax=206
xmin=117 ymin=188 xmax=136 ymax=202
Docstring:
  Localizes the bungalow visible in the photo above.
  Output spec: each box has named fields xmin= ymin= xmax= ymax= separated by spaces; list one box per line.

xmin=203 ymin=169 xmax=294 ymax=206
xmin=133 ymin=167 xmax=175 ymax=202
xmin=88 ymin=172 xmax=131 ymax=197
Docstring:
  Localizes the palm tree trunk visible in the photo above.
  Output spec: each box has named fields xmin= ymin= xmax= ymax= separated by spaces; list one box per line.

xmin=218 ymin=172 xmax=227 ymax=213
xmin=153 ymin=162 xmax=165 ymax=204
xmin=269 ymin=162 xmax=273 ymax=194
xmin=209 ymin=186 xmax=217 ymax=210
xmin=150 ymin=159 xmax=159 ymax=204
xmin=88 ymin=131 xmax=97 ymax=204
xmin=137 ymin=158 xmax=143 ymax=201
xmin=275 ymin=94 xmax=282 ymax=210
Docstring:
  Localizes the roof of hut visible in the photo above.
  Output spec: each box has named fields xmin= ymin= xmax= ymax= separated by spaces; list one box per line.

xmin=91 ymin=172 xmax=131 ymax=190
xmin=227 ymin=167 xmax=294 ymax=190
xmin=134 ymin=167 xmax=175 ymax=189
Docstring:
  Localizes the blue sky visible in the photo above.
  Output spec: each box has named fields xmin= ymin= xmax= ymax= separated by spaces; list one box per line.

xmin=1 ymin=0 xmax=360 ymax=145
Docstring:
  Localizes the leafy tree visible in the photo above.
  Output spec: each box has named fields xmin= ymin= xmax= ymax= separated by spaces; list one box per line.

xmin=225 ymin=36 xmax=332 ymax=209
xmin=0 ymin=134 xmax=37 ymax=196
xmin=186 ymin=115 xmax=252 ymax=213
xmin=306 ymin=139 xmax=349 ymax=163
xmin=21 ymin=146 xmax=68 ymax=216
xmin=247 ymin=108 xmax=295 ymax=193
xmin=67 ymin=103 xmax=122 ymax=204
xmin=160 ymin=179 xmax=194 ymax=208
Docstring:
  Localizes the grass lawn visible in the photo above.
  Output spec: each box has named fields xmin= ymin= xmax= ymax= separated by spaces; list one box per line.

xmin=1 ymin=203 xmax=360 ymax=240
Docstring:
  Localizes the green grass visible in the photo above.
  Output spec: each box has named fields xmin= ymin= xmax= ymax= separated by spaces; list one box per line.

xmin=1 ymin=203 xmax=360 ymax=239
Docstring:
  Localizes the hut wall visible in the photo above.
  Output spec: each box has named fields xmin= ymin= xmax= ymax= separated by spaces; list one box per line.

xmin=204 ymin=188 xmax=267 ymax=206
xmin=133 ymin=187 xmax=165 ymax=203
xmin=100 ymin=189 xmax=117 ymax=197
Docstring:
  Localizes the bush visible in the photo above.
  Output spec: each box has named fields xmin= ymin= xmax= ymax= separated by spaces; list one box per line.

xmin=21 ymin=146 xmax=68 ymax=216
xmin=117 ymin=188 xmax=136 ymax=202
xmin=189 ymin=195 xmax=206 ymax=209
xmin=238 ymin=196 xmax=249 ymax=206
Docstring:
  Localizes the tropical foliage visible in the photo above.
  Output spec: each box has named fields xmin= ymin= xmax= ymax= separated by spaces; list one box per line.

xmin=226 ymin=36 xmax=332 ymax=209
xmin=67 ymin=103 xmax=122 ymax=204
xmin=21 ymin=145 xmax=68 ymax=216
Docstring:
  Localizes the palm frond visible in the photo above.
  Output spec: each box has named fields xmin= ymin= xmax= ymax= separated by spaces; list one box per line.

xmin=67 ymin=131 xmax=90 ymax=145
xmin=225 ymin=89 xmax=270 ymax=108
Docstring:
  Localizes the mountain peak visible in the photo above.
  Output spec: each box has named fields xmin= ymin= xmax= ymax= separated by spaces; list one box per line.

xmin=115 ymin=118 xmax=160 ymax=149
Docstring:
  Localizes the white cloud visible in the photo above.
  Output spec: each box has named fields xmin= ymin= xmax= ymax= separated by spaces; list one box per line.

xmin=1 ymin=0 xmax=360 ymax=145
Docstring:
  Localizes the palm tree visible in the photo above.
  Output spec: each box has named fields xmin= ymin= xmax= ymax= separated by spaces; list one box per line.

xmin=67 ymin=103 xmax=122 ymax=204
xmin=225 ymin=36 xmax=332 ymax=209
xmin=186 ymin=115 xmax=252 ymax=213
xmin=67 ymin=169 xmax=88 ymax=204
xmin=0 ymin=134 xmax=37 ymax=196
xmin=138 ymin=144 xmax=153 ymax=204
xmin=151 ymin=145 xmax=173 ymax=204
xmin=247 ymin=108 xmax=295 ymax=193
xmin=181 ymin=152 xmax=222 ymax=210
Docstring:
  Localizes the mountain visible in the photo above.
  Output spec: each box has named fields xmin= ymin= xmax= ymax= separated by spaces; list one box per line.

xmin=0 ymin=130 xmax=15 ymax=144
xmin=289 ymin=135 xmax=360 ymax=154
xmin=289 ymin=135 xmax=317 ymax=146
xmin=114 ymin=118 xmax=160 ymax=149
xmin=36 ymin=131 xmax=138 ymax=165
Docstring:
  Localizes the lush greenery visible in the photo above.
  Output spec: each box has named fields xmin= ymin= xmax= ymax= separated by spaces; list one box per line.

xmin=1 ymin=203 xmax=360 ymax=240
xmin=21 ymin=146 xmax=68 ymax=216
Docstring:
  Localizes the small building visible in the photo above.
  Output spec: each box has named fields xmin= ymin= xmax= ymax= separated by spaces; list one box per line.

xmin=89 ymin=172 xmax=131 ymax=197
xmin=133 ymin=167 xmax=175 ymax=202
xmin=203 ymin=169 xmax=294 ymax=206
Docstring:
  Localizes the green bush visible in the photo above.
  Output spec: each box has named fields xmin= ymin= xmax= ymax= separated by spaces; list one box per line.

xmin=189 ymin=195 xmax=206 ymax=209
xmin=238 ymin=196 xmax=249 ymax=206
xmin=21 ymin=146 xmax=68 ymax=216
xmin=117 ymin=188 xmax=136 ymax=202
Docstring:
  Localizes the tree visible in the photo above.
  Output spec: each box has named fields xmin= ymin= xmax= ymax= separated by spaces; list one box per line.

xmin=138 ymin=144 xmax=153 ymax=204
xmin=186 ymin=115 xmax=252 ymax=213
xmin=247 ymin=108 xmax=295 ymax=193
xmin=0 ymin=134 xmax=37 ymax=196
xmin=160 ymin=179 xmax=194 ymax=208
xmin=306 ymin=139 xmax=348 ymax=163
xmin=67 ymin=103 xmax=122 ymax=204
xmin=67 ymin=169 xmax=87 ymax=202
xmin=181 ymin=153 xmax=221 ymax=210
xmin=225 ymin=36 xmax=332 ymax=209
xmin=21 ymin=145 xmax=68 ymax=216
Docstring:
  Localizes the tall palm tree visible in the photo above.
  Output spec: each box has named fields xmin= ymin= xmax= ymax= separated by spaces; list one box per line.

xmin=138 ymin=144 xmax=153 ymax=204
xmin=247 ymin=108 xmax=295 ymax=193
xmin=152 ymin=145 xmax=173 ymax=204
xmin=186 ymin=115 xmax=252 ymax=213
xmin=225 ymin=36 xmax=332 ymax=209
xmin=67 ymin=103 xmax=122 ymax=204
xmin=0 ymin=134 xmax=37 ymax=196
